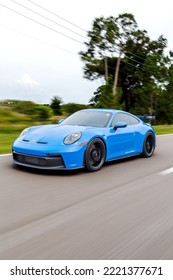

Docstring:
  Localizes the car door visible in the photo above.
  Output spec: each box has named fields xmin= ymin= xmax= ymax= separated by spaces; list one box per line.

xmin=107 ymin=113 xmax=137 ymax=160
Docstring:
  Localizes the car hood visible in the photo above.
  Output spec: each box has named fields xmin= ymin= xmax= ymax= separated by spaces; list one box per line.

xmin=21 ymin=124 xmax=96 ymax=144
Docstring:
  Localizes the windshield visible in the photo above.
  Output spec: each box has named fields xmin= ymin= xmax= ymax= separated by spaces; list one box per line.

xmin=61 ymin=110 xmax=112 ymax=127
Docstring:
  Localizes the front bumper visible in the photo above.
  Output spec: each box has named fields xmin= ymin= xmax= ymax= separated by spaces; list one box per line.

xmin=13 ymin=152 xmax=65 ymax=170
xmin=12 ymin=141 xmax=87 ymax=170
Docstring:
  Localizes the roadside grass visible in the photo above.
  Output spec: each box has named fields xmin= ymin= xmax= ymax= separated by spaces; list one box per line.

xmin=0 ymin=133 xmax=20 ymax=154
xmin=153 ymin=124 xmax=173 ymax=135
xmin=0 ymin=124 xmax=173 ymax=154
xmin=0 ymin=125 xmax=27 ymax=154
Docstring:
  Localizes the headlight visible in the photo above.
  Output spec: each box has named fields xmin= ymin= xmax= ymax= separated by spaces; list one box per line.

xmin=64 ymin=132 xmax=82 ymax=144
xmin=20 ymin=127 xmax=31 ymax=137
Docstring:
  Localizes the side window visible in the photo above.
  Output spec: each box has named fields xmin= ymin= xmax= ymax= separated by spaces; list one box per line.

xmin=128 ymin=115 xmax=140 ymax=125
xmin=111 ymin=113 xmax=130 ymax=127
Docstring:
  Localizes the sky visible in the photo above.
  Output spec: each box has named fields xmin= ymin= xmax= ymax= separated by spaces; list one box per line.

xmin=0 ymin=0 xmax=173 ymax=105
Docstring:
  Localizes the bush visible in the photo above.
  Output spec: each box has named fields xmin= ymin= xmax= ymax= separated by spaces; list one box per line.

xmin=12 ymin=100 xmax=37 ymax=115
xmin=36 ymin=105 xmax=53 ymax=121
xmin=61 ymin=103 xmax=88 ymax=115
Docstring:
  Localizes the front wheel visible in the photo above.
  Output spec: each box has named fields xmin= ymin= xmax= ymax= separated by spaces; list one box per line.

xmin=85 ymin=138 xmax=106 ymax=172
xmin=142 ymin=132 xmax=155 ymax=157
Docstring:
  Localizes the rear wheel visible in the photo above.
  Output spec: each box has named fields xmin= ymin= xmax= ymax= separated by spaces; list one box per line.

xmin=85 ymin=138 xmax=106 ymax=171
xmin=142 ymin=132 xmax=155 ymax=157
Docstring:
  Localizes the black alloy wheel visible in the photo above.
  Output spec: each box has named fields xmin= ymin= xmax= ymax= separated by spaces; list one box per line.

xmin=85 ymin=138 xmax=106 ymax=171
xmin=142 ymin=132 xmax=155 ymax=157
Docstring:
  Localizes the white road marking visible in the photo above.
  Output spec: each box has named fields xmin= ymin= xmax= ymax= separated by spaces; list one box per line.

xmin=160 ymin=167 xmax=173 ymax=175
xmin=0 ymin=154 xmax=11 ymax=157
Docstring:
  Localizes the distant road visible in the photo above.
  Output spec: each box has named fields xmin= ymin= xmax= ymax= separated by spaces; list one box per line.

xmin=0 ymin=134 xmax=173 ymax=260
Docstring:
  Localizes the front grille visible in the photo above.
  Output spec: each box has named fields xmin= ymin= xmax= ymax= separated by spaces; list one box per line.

xmin=13 ymin=152 xmax=65 ymax=169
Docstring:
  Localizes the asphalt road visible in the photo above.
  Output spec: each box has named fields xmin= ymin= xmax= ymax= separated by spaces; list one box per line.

xmin=0 ymin=134 xmax=173 ymax=260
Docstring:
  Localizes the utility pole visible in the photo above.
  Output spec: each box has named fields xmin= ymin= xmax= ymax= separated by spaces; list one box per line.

xmin=113 ymin=53 xmax=121 ymax=96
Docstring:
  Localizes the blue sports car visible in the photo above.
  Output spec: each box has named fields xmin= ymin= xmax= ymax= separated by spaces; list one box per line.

xmin=12 ymin=109 xmax=156 ymax=172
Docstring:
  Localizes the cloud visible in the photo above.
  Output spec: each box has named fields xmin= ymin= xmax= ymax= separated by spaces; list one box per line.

xmin=15 ymin=73 xmax=39 ymax=88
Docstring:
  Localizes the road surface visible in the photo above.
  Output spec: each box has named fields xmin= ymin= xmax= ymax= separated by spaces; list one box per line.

xmin=0 ymin=134 xmax=173 ymax=259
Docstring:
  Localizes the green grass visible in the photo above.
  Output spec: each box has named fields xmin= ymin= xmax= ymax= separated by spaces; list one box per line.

xmin=153 ymin=124 xmax=173 ymax=135
xmin=0 ymin=133 xmax=20 ymax=154
xmin=0 ymin=124 xmax=173 ymax=154
xmin=0 ymin=125 xmax=26 ymax=154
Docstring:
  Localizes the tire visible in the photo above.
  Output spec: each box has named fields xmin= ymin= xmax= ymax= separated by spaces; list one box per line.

xmin=142 ymin=132 xmax=155 ymax=157
xmin=85 ymin=138 xmax=106 ymax=171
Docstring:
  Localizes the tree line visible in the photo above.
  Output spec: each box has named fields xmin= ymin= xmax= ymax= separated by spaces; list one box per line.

xmin=79 ymin=13 xmax=173 ymax=124
xmin=0 ymin=99 xmax=88 ymax=123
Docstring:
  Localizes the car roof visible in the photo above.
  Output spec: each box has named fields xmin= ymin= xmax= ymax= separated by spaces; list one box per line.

xmin=79 ymin=108 xmax=142 ymax=122
xmin=80 ymin=108 xmax=123 ymax=114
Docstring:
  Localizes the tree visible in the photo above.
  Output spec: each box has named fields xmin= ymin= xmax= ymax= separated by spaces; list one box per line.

xmin=80 ymin=16 xmax=118 ymax=81
xmin=156 ymin=61 xmax=173 ymax=124
xmin=89 ymin=82 xmax=116 ymax=108
xmin=80 ymin=14 xmax=138 ymax=93
xmin=50 ymin=96 xmax=62 ymax=115
xmin=80 ymin=13 xmax=170 ymax=119
xmin=118 ymin=34 xmax=169 ymax=112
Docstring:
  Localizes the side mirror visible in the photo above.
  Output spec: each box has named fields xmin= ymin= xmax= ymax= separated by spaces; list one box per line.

xmin=58 ymin=119 xmax=64 ymax=124
xmin=113 ymin=121 xmax=127 ymax=130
